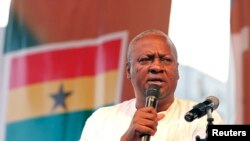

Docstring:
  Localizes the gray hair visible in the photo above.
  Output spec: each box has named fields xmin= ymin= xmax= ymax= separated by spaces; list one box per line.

xmin=127 ymin=29 xmax=178 ymax=62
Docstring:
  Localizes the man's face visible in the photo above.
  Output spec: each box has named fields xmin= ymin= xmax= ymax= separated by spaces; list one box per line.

xmin=127 ymin=35 xmax=179 ymax=102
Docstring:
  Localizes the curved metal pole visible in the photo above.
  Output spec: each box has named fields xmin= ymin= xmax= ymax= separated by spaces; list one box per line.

xmin=196 ymin=107 xmax=214 ymax=141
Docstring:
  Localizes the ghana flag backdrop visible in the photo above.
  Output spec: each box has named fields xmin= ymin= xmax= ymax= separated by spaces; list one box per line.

xmin=1 ymin=0 xmax=172 ymax=141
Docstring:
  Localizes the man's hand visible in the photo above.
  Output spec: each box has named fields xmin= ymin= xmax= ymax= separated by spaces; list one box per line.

xmin=120 ymin=107 xmax=165 ymax=141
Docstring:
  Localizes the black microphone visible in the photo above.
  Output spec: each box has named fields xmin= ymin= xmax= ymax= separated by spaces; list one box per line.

xmin=184 ymin=96 xmax=219 ymax=122
xmin=141 ymin=84 xmax=160 ymax=141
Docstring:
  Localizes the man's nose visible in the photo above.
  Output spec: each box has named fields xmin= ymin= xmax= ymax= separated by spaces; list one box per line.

xmin=148 ymin=59 xmax=164 ymax=74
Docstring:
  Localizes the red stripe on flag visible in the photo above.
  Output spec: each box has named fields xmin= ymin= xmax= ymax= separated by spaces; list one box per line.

xmin=9 ymin=39 xmax=122 ymax=89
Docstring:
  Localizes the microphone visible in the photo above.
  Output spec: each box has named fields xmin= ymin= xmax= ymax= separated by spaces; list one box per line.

xmin=141 ymin=84 xmax=160 ymax=141
xmin=184 ymin=96 xmax=219 ymax=122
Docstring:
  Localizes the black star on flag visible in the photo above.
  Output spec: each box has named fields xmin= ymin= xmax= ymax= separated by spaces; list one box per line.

xmin=51 ymin=83 xmax=72 ymax=111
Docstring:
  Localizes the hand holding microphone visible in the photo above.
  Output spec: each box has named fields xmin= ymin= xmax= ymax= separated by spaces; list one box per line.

xmin=121 ymin=84 xmax=162 ymax=141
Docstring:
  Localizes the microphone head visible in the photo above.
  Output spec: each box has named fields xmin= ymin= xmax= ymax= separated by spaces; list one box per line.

xmin=146 ymin=84 xmax=160 ymax=98
xmin=206 ymin=96 xmax=219 ymax=110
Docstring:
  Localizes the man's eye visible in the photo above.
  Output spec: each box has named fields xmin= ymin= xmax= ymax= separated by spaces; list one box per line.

xmin=140 ymin=58 xmax=149 ymax=61
xmin=161 ymin=58 xmax=172 ymax=62
xmin=139 ymin=58 xmax=151 ymax=63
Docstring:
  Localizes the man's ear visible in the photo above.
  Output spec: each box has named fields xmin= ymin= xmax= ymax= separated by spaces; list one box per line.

xmin=126 ymin=61 xmax=131 ymax=79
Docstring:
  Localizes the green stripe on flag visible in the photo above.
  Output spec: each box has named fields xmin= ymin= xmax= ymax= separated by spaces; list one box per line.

xmin=6 ymin=110 xmax=93 ymax=141
xmin=4 ymin=12 xmax=39 ymax=54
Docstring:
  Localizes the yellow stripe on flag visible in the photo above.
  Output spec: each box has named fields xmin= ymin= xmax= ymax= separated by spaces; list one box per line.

xmin=7 ymin=70 xmax=118 ymax=123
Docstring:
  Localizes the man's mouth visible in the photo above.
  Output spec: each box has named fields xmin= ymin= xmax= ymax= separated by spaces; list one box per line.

xmin=147 ymin=78 xmax=166 ymax=85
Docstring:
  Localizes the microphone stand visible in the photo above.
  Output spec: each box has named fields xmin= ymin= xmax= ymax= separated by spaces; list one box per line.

xmin=196 ymin=107 xmax=214 ymax=141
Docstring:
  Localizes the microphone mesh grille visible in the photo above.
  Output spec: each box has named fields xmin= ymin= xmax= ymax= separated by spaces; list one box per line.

xmin=146 ymin=84 xmax=160 ymax=98
xmin=206 ymin=96 xmax=219 ymax=110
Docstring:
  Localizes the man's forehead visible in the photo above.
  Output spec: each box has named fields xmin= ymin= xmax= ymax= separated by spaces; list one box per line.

xmin=131 ymin=40 xmax=172 ymax=53
xmin=127 ymin=33 xmax=178 ymax=61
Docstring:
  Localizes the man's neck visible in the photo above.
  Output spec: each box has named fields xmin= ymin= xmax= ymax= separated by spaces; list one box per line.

xmin=156 ymin=97 xmax=175 ymax=112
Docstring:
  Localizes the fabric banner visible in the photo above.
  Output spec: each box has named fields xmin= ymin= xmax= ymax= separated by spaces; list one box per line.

xmin=2 ymin=32 xmax=127 ymax=141
xmin=1 ymin=0 xmax=171 ymax=141
xmin=230 ymin=0 xmax=250 ymax=123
